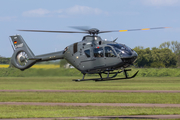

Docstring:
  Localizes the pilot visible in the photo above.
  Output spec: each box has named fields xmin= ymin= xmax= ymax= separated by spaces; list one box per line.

xmin=98 ymin=50 xmax=103 ymax=57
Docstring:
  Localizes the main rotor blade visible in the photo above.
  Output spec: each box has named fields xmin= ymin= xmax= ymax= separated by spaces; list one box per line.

xmin=118 ymin=27 xmax=170 ymax=32
xmin=69 ymin=26 xmax=90 ymax=31
xmin=18 ymin=27 xmax=170 ymax=35
xmin=99 ymin=27 xmax=170 ymax=33
xmin=18 ymin=30 xmax=88 ymax=33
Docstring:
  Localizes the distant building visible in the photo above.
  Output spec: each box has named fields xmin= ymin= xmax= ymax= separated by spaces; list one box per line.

xmin=64 ymin=63 xmax=74 ymax=68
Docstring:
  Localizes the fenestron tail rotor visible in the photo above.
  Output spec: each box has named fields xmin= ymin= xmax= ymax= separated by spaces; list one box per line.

xmin=16 ymin=51 xmax=29 ymax=66
xmin=18 ymin=27 xmax=170 ymax=35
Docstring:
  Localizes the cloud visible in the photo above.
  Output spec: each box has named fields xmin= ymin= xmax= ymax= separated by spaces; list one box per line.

xmin=142 ymin=0 xmax=180 ymax=6
xmin=0 ymin=16 xmax=17 ymax=21
xmin=22 ymin=8 xmax=50 ymax=17
xmin=66 ymin=5 xmax=103 ymax=15
xmin=117 ymin=11 xmax=139 ymax=16
xmin=22 ymin=5 xmax=108 ymax=17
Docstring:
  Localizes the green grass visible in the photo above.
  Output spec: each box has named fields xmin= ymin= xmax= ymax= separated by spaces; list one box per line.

xmin=0 ymin=76 xmax=180 ymax=118
xmin=0 ymin=77 xmax=180 ymax=90
xmin=0 ymin=68 xmax=180 ymax=77
xmin=0 ymin=105 xmax=180 ymax=118
xmin=0 ymin=92 xmax=180 ymax=103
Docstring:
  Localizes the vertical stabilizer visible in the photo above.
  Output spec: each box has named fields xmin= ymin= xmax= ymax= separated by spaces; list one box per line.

xmin=10 ymin=35 xmax=36 ymax=70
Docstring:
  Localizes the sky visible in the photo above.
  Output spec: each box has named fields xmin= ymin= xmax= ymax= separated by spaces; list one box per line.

xmin=0 ymin=0 xmax=180 ymax=57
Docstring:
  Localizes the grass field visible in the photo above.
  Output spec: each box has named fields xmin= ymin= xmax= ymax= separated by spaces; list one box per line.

xmin=0 ymin=77 xmax=180 ymax=118
xmin=0 ymin=105 xmax=180 ymax=118
xmin=0 ymin=67 xmax=180 ymax=77
xmin=0 ymin=77 xmax=179 ymax=90
xmin=0 ymin=92 xmax=180 ymax=103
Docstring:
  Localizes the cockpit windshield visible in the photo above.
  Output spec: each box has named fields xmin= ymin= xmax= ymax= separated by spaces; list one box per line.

xmin=108 ymin=44 xmax=133 ymax=56
xmin=109 ymin=44 xmax=126 ymax=50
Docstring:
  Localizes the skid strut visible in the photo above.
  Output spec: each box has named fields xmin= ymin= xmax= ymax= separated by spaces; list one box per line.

xmin=73 ymin=69 xmax=139 ymax=82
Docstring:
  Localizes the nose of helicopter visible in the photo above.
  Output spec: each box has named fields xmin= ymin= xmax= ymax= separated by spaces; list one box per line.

xmin=121 ymin=51 xmax=138 ymax=65
xmin=131 ymin=51 xmax=138 ymax=62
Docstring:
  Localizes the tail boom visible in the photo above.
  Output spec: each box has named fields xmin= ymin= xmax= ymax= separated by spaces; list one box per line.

xmin=10 ymin=35 xmax=64 ymax=70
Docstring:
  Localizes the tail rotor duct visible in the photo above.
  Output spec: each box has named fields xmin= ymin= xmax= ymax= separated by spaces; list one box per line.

xmin=16 ymin=51 xmax=29 ymax=67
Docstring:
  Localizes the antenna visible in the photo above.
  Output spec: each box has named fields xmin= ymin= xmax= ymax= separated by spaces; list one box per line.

xmin=113 ymin=37 xmax=118 ymax=42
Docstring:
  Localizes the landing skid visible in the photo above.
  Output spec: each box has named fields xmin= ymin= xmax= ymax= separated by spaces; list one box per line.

xmin=73 ymin=69 xmax=139 ymax=82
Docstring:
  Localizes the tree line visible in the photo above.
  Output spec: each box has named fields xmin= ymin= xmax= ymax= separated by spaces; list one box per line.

xmin=133 ymin=41 xmax=180 ymax=68
xmin=0 ymin=57 xmax=10 ymax=64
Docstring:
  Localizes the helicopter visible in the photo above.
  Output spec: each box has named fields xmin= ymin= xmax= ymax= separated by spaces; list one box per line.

xmin=9 ymin=27 xmax=168 ymax=81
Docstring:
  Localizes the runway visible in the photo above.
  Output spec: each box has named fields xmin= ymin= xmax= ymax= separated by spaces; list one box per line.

xmin=1 ymin=102 xmax=180 ymax=107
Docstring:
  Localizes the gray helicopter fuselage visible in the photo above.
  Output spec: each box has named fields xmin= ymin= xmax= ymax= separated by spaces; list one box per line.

xmin=9 ymin=34 xmax=137 ymax=74
xmin=63 ymin=35 xmax=138 ymax=74
xmin=9 ymin=27 xmax=167 ymax=80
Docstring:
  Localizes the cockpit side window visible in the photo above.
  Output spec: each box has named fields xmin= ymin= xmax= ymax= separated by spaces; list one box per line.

xmin=94 ymin=47 xmax=104 ymax=57
xmin=105 ymin=46 xmax=116 ymax=57
xmin=73 ymin=43 xmax=78 ymax=54
xmin=84 ymin=49 xmax=90 ymax=58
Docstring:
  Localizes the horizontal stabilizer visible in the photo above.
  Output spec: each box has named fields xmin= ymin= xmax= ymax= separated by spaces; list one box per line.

xmin=29 ymin=58 xmax=42 ymax=60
